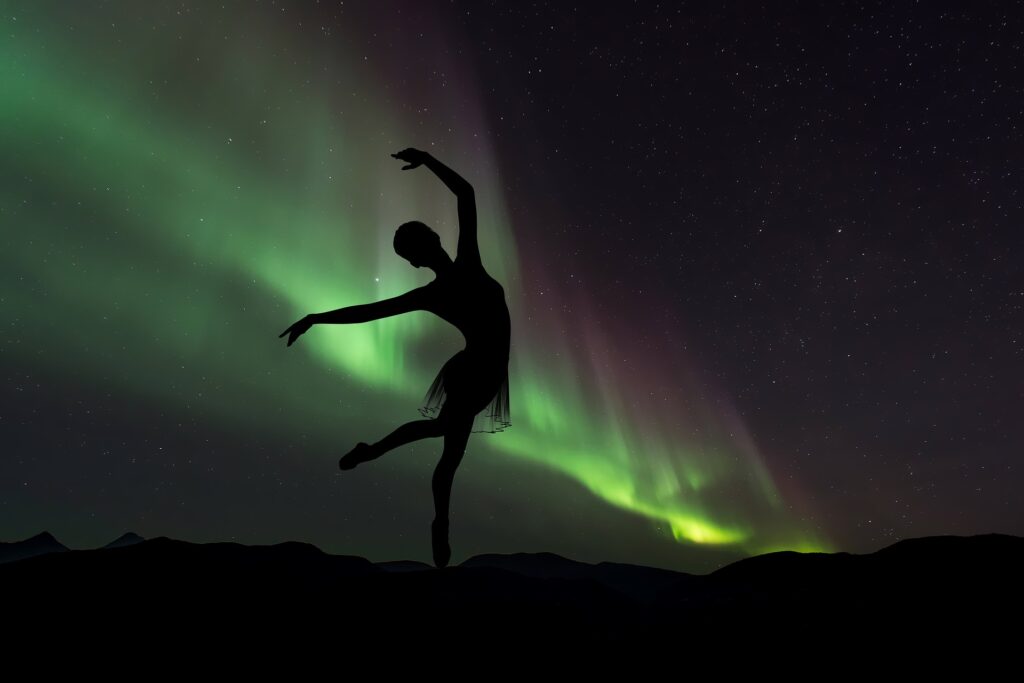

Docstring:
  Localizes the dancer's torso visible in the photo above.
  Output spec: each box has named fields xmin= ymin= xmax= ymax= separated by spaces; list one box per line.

xmin=422 ymin=259 xmax=511 ymax=361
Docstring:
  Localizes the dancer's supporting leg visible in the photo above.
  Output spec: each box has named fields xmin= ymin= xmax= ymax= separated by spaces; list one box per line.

xmin=431 ymin=410 xmax=474 ymax=568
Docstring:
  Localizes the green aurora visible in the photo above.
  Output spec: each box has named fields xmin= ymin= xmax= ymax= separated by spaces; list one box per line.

xmin=1 ymin=1 xmax=831 ymax=568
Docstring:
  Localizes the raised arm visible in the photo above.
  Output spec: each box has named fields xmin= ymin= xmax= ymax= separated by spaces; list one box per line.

xmin=392 ymin=148 xmax=481 ymax=269
xmin=421 ymin=152 xmax=472 ymax=196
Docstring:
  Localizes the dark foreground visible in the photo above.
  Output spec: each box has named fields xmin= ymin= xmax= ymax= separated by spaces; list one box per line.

xmin=3 ymin=532 xmax=1021 ymax=655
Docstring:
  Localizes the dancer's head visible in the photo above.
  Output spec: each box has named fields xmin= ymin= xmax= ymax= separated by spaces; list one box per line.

xmin=394 ymin=220 xmax=448 ymax=269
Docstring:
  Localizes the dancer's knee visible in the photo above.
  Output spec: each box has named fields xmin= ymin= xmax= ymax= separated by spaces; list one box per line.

xmin=404 ymin=417 xmax=443 ymax=441
xmin=435 ymin=441 xmax=468 ymax=480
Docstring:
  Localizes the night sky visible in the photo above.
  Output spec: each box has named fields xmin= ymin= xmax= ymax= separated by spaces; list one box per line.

xmin=2 ymin=0 xmax=1021 ymax=573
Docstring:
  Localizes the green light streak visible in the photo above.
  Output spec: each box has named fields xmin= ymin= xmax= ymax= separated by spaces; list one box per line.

xmin=1 ymin=4 xmax=830 ymax=558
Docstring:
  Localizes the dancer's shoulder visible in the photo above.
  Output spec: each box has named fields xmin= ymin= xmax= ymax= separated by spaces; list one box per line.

xmin=454 ymin=254 xmax=490 ymax=277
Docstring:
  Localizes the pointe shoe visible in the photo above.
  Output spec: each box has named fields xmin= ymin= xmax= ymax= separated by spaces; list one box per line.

xmin=339 ymin=442 xmax=374 ymax=471
xmin=432 ymin=518 xmax=451 ymax=569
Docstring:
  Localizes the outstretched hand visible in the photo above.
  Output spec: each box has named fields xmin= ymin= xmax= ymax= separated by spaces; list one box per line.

xmin=279 ymin=314 xmax=316 ymax=347
xmin=391 ymin=147 xmax=431 ymax=170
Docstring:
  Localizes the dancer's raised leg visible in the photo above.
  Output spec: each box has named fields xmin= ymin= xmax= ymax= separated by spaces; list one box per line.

xmin=339 ymin=418 xmax=445 ymax=471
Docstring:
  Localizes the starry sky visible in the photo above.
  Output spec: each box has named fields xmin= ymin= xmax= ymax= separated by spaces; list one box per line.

xmin=2 ymin=0 xmax=1021 ymax=573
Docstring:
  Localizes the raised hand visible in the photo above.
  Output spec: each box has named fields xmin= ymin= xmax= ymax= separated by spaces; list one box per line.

xmin=391 ymin=147 xmax=431 ymax=170
xmin=279 ymin=314 xmax=316 ymax=347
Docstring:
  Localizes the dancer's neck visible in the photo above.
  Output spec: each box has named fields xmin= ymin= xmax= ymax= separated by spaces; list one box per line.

xmin=430 ymin=257 xmax=455 ymax=277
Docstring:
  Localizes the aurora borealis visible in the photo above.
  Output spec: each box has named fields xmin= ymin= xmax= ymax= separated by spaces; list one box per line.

xmin=3 ymin=1 xmax=1021 ymax=572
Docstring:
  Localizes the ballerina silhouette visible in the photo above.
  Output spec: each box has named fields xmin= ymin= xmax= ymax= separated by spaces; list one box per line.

xmin=278 ymin=148 xmax=511 ymax=569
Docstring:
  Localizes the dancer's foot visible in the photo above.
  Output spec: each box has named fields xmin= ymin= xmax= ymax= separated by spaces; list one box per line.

xmin=339 ymin=442 xmax=376 ymax=471
xmin=431 ymin=518 xmax=451 ymax=569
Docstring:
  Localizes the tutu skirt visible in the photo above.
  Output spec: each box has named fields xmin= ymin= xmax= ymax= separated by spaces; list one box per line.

xmin=418 ymin=350 xmax=511 ymax=434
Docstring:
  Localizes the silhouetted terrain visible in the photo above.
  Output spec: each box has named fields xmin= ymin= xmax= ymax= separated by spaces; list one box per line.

xmin=461 ymin=550 xmax=693 ymax=602
xmin=0 ymin=531 xmax=68 ymax=564
xmin=102 ymin=531 xmax=145 ymax=549
xmin=3 ymin=532 xmax=1020 ymax=650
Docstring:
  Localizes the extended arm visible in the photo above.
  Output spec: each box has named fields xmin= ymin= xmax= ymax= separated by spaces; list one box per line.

xmin=280 ymin=285 xmax=432 ymax=347
xmin=314 ymin=286 xmax=431 ymax=324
